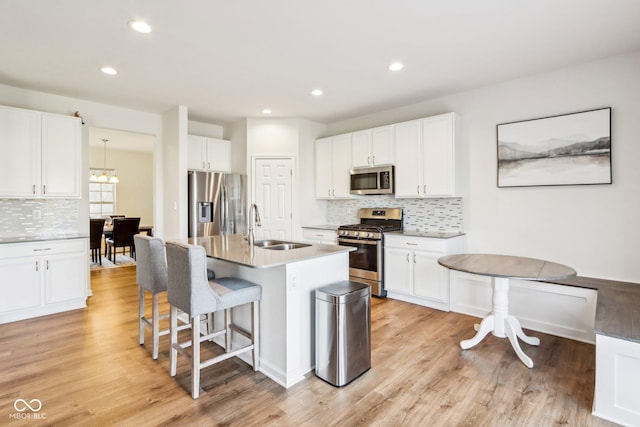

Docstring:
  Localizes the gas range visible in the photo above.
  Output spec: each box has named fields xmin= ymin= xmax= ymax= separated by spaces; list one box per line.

xmin=337 ymin=208 xmax=403 ymax=240
xmin=337 ymin=207 xmax=403 ymax=298
xmin=337 ymin=223 xmax=402 ymax=240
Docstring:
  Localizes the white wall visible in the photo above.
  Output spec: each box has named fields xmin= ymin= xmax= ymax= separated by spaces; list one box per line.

xmin=188 ymin=120 xmax=223 ymax=139
xmin=298 ymin=119 xmax=328 ymax=228
xmin=246 ymin=117 xmax=300 ymax=157
xmin=161 ymin=106 xmax=188 ymax=240
xmin=325 ymin=50 xmax=640 ymax=283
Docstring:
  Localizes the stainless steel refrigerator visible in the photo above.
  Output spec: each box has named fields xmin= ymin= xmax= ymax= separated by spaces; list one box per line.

xmin=188 ymin=171 xmax=247 ymax=238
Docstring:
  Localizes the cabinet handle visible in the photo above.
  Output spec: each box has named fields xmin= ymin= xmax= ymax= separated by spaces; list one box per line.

xmin=43 ymin=184 xmax=46 ymax=194
xmin=423 ymin=185 xmax=427 ymax=194
xmin=33 ymin=248 xmax=52 ymax=252
xmin=35 ymin=260 xmax=39 ymax=271
xmin=328 ymin=189 xmax=331 ymax=197
xmin=46 ymin=260 xmax=49 ymax=270
xmin=207 ymin=162 xmax=211 ymax=169
xmin=406 ymin=253 xmax=410 ymax=263
xmin=332 ymin=189 xmax=335 ymax=196
xmin=417 ymin=185 xmax=420 ymax=195
xmin=405 ymin=242 xmax=418 ymax=246
xmin=372 ymin=155 xmax=375 ymax=164
xmin=367 ymin=156 xmax=371 ymax=164
xmin=202 ymin=161 xmax=206 ymax=169
xmin=413 ymin=253 xmax=417 ymax=264
xmin=33 ymin=184 xmax=36 ymax=194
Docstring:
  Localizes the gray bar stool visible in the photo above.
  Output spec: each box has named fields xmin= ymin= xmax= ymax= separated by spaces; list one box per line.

xmin=134 ymin=235 xmax=189 ymax=359
xmin=165 ymin=241 xmax=261 ymax=399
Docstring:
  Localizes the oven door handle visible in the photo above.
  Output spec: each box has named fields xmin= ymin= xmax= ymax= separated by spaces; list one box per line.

xmin=338 ymin=238 xmax=379 ymax=246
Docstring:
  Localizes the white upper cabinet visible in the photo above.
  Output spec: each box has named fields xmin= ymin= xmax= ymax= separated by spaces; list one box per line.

xmin=188 ymin=134 xmax=231 ymax=173
xmin=394 ymin=120 xmax=422 ymax=198
xmin=351 ymin=125 xmax=394 ymax=168
xmin=422 ymin=114 xmax=456 ymax=196
xmin=0 ymin=106 xmax=39 ymax=197
xmin=0 ymin=105 xmax=81 ymax=199
xmin=315 ymin=134 xmax=353 ymax=199
xmin=41 ymin=113 xmax=82 ymax=198
xmin=395 ymin=112 xmax=459 ymax=198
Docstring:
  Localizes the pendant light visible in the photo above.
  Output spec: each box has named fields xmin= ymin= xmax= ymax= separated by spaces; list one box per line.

xmin=97 ymin=138 xmax=119 ymax=184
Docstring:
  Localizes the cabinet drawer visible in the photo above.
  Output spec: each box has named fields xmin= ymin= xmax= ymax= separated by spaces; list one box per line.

xmin=0 ymin=239 xmax=87 ymax=259
xmin=384 ymin=235 xmax=448 ymax=252
xmin=302 ymin=228 xmax=337 ymax=244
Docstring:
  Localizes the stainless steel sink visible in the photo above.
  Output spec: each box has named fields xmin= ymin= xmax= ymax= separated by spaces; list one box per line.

xmin=253 ymin=240 xmax=311 ymax=250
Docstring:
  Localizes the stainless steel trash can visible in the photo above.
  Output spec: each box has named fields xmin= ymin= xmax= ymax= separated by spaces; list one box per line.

xmin=315 ymin=280 xmax=371 ymax=387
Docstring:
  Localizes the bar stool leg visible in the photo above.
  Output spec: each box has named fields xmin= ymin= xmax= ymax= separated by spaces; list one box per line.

xmin=139 ymin=288 xmax=146 ymax=345
xmin=152 ymin=293 xmax=160 ymax=360
xmin=252 ymin=301 xmax=260 ymax=371
xmin=170 ymin=306 xmax=178 ymax=377
xmin=225 ymin=308 xmax=232 ymax=352
xmin=191 ymin=315 xmax=201 ymax=399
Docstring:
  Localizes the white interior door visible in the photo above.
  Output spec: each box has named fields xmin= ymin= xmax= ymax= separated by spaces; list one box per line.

xmin=253 ymin=157 xmax=293 ymax=241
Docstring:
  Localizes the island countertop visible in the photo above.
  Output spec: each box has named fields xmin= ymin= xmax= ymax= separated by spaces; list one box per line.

xmin=183 ymin=234 xmax=354 ymax=269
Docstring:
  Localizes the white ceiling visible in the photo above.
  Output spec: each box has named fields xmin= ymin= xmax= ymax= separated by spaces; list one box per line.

xmin=1 ymin=1 xmax=640 ymax=126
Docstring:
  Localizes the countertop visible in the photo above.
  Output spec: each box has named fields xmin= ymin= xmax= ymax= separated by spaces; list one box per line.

xmin=387 ymin=230 xmax=466 ymax=239
xmin=184 ymin=234 xmax=353 ymax=269
xmin=0 ymin=234 xmax=88 ymax=244
xmin=301 ymin=224 xmax=339 ymax=231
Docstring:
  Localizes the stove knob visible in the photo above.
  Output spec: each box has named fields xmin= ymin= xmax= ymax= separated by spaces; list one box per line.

xmin=354 ymin=231 xmax=360 ymax=237
xmin=368 ymin=232 xmax=374 ymax=238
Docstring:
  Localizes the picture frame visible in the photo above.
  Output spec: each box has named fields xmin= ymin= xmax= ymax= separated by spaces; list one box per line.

xmin=497 ymin=107 xmax=611 ymax=187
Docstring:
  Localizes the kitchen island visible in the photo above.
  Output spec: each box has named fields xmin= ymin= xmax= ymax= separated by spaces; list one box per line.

xmin=184 ymin=234 xmax=353 ymax=388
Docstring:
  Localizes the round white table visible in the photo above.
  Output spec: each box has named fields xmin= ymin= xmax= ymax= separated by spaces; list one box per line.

xmin=438 ymin=253 xmax=577 ymax=368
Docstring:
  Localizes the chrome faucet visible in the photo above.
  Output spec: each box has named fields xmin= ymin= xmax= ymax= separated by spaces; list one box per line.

xmin=248 ymin=203 xmax=261 ymax=246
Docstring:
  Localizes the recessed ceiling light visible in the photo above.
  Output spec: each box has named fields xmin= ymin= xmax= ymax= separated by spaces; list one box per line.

xmin=101 ymin=66 xmax=118 ymax=75
xmin=262 ymin=109 xmax=272 ymax=115
xmin=389 ymin=62 xmax=404 ymax=71
xmin=311 ymin=89 xmax=323 ymax=96
xmin=129 ymin=20 xmax=152 ymax=33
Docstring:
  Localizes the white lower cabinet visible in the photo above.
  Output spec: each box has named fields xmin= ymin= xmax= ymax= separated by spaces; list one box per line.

xmin=0 ymin=238 xmax=88 ymax=324
xmin=593 ymin=334 xmax=640 ymax=426
xmin=384 ymin=234 xmax=465 ymax=311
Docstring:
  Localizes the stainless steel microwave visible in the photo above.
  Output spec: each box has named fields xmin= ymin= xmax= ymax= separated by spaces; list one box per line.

xmin=350 ymin=165 xmax=394 ymax=195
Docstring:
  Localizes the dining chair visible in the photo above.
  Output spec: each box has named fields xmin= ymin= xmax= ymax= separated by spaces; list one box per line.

xmin=105 ymin=217 xmax=140 ymax=263
xmin=103 ymin=215 xmax=125 ymax=256
xmin=133 ymin=235 xmax=189 ymax=360
xmin=89 ymin=218 xmax=106 ymax=265
xmin=165 ymin=241 xmax=261 ymax=399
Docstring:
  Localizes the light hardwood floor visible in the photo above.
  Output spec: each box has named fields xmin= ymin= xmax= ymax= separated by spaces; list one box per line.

xmin=0 ymin=266 xmax=616 ymax=426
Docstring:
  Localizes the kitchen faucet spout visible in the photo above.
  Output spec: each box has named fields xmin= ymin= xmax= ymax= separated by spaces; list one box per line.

xmin=248 ymin=203 xmax=261 ymax=246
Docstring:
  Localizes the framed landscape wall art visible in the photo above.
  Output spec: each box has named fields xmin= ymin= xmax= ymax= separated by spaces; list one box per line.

xmin=497 ymin=107 xmax=611 ymax=187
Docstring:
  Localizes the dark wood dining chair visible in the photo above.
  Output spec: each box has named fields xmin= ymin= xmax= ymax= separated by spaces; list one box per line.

xmin=90 ymin=218 xmax=106 ymax=265
xmin=105 ymin=217 xmax=141 ymax=264
xmin=104 ymin=215 xmax=126 ymax=256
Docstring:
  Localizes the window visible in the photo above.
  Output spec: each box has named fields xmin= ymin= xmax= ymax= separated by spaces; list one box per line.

xmin=89 ymin=177 xmax=116 ymax=218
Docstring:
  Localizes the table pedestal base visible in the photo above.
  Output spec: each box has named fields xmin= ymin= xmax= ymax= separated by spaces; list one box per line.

xmin=459 ymin=277 xmax=540 ymax=368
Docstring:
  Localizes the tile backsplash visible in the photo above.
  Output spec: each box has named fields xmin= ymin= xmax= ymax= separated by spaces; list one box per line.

xmin=327 ymin=196 xmax=463 ymax=232
xmin=0 ymin=199 xmax=80 ymax=238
